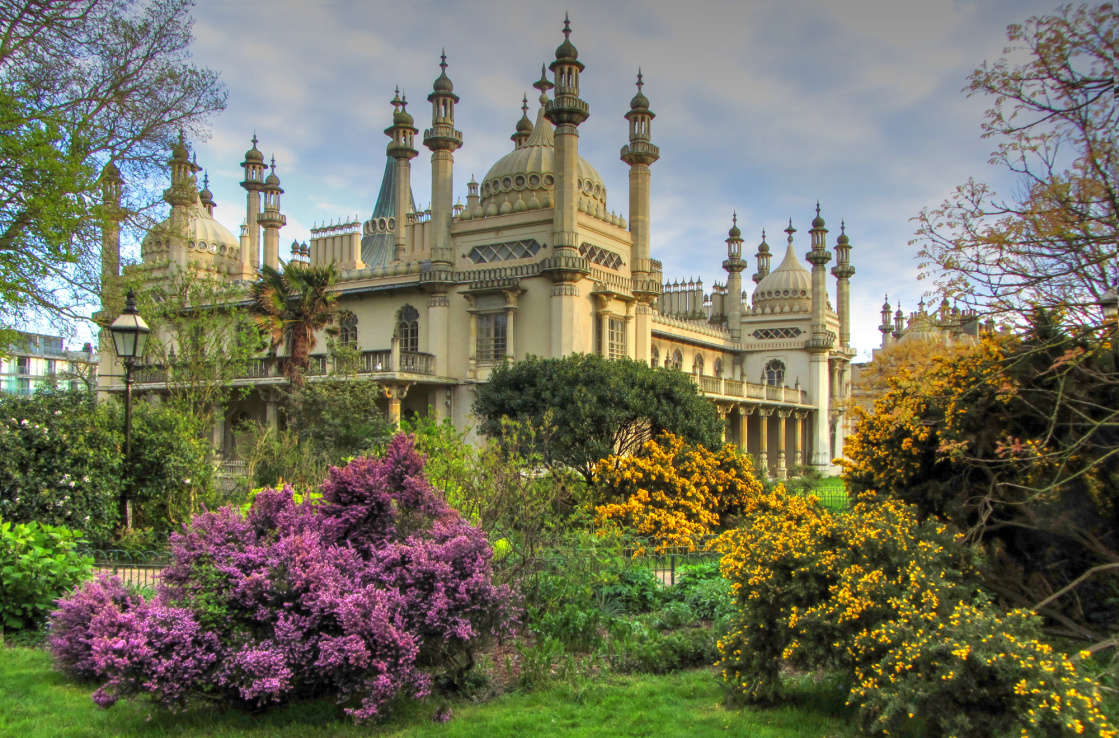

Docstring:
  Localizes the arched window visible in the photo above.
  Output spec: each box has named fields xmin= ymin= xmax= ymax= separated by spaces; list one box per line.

xmin=672 ymin=349 xmax=682 ymax=370
xmin=693 ymin=353 xmax=704 ymax=376
xmin=714 ymin=357 xmax=723 ymax=378
xmin=650 ymin=345 xmax=660 ymax=369
xmin=338 ymin=311 xmax=358 ymax=346
xmin=396 ymin=304 xmax=419 ymax=352
xmin=765 ymin=359 xmax=785 ymax=387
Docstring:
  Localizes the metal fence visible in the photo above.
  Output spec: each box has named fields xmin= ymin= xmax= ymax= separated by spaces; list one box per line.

xmin=80 ymin=549 xmax=170 ymax=591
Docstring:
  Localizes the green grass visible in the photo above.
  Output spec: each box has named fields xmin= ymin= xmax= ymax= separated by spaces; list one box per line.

xmin=0 ymin=646 xmax=858 ymax=737
xmin=806 ymin=476 xmax=848 ymax=511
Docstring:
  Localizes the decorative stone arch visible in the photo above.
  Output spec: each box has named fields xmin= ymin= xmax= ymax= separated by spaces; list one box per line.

xmin=764 ymin=359 xmax=785 ymax=387
xmin=338 ymin=310 xmax=358 ymax=346
xmin=693 ymin=353 xmax=704 ymax=376
xmin=672 ymin=349 xmax=682 ymax=370
xmin=650 ymin=344 xmax=660 ymax=369
xmin=713 ymin=357 xmax=723 ymax=378
xmin=396 ymin=304 xmax=419 ymax=352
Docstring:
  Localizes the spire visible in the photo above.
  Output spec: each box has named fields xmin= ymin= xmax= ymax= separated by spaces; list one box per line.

xmin=753 ymin=228 xmax=772 ymax=284
xmin=199 ymin=171 xmax=215 ymax=216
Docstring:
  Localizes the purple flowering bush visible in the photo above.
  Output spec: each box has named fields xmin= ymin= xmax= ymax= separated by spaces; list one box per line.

xmin=49 ymin=434 xmax=514 ymax=723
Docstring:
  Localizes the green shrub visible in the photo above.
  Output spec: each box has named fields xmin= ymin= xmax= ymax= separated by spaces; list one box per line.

xmin=667 ymin=561 xmax=733 ymax=621
xmin=0 ymin=389 xmax=121 ymax=540
xmin=714 ymin=486 xmax=1117 ymax=737
xmin=612 ymin=625 xmax=718 ymax=674
xmin=0 ymin=518 xmax=92 ymax=630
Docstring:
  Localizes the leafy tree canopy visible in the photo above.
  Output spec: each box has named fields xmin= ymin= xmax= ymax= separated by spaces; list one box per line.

xmin=251 ymin=262 xmax=340 ymax=384
xmin=914 ymin=4 xmax=1117 ymax=328
xmin=472 ymin=354 xmax=724 ymax=482
xmin=0 ymin=0 xmax=226 ymax=345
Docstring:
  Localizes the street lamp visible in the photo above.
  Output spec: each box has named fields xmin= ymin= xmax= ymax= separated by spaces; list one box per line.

xmin=109 ymin=289 xmax=150 ymax=530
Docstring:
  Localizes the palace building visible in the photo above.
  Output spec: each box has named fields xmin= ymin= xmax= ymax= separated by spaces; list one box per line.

xmin=98 ymin=18 xmax=859 ymax=477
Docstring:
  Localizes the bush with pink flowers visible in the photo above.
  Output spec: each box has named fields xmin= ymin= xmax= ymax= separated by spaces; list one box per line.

xmin=49 ymin=434 xmax=514 ymax=723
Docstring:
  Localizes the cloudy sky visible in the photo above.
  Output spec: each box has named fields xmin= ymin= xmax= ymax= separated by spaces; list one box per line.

xmin=176 ymin=0 xmax=1062 ymax=359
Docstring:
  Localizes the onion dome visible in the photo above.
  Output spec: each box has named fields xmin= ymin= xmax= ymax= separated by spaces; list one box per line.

xmin=516 ymin=96 xmax=533 ymax=133
xmin=102 ymin=160 xmax=122 ymax=180
xmin=728 ymin=211 xmax=741 ymax=240
xmin=630 ymin=68 xmax=650 ymax=111
xmin=757 ymin=230 xmax=770 ymax=254
xmin=393 ymin=95 xmax=415 ymax=127
xmin=244 ymin=133 xmax=264 ymax=163
xmin=199 ymin=173 xmax=214 ymax=206
xmin=882 ymin=295 xmax=891 ymax=311
xmin=555 ymin=13 xmax=578 ymax=61
xmin=169 ymin=130 xmax=189 ymax=161
xmin=140 ymin=189 xmax=241 ymax=268
xmin=836 ymin=220 xmax=849 ymax=245
xmin=432 ymin=50 xmax=454 ymax=93
xmin=264 ymin=157 xmax=281 ymax=188
xmin=811 ymin=201 xmax=825 ymax=228
xmin=752 ymin=225 xmax=812 ymax=313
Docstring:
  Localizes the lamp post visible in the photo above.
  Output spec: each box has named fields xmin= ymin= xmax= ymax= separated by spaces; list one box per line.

xmin=109 ymin=289 xmax=150 ymax=530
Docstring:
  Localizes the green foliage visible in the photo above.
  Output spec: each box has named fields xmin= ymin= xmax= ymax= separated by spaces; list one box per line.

xmin=104 ymin=401 xmax=217 ymax=534
xmin=0 ymin=387 xmax=217 ymax=541
xmin=843 ymin=319 xmax=1119 ymax=636
xmin=251 ymin=262 xmax=340 ymax=383
xmin=132 ymin=270 xmax=265 ymax=427
xmin=237 ymin=379 xmax=393 ymax=493
xmin=473 ymin=354 xmax=723 ymax=482
xmin=0 ymin=388 xmax=121 ymax=541
xmin=284 ymin=378 xmax=394 ymax=460
xmin=0 ymin=0 xmax=226 ymax=339
xmin=405 ymin=415 xmax=578 ymax=582
xmin=714 ymin=485 xmax=1117 ymax=736
xmin=0 ymin=518 xmax=92 ymax=630
xmin=611 ymin=624 xmax=718 ymax=675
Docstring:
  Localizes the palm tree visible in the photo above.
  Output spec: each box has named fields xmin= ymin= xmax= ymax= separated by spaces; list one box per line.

xmin=251 ymin=262 xmax=340 ymax=384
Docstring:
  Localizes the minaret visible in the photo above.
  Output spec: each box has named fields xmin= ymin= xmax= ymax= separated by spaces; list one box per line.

xmin=753 ymin=229 xmax=771 ymax=284
xmin=257 ymin=157 xmax=286 ymax=270
xmin=99 ymin=161 xmax=124 ymax=310
xmin=164 ymin=132 xmax=199 ymax=269
xmin=423 ymin=52 xmax=462 ymax=383
xmin=803 ymin=208 xmax=833 ymax=470
xmin=542 ymin=14 xmax=591 ymax=355
xmin=386 ymin=89 xmax=419 ymax=261
xmin=621 ymin=68 xmax=661 ymax=362
xmin=512 ymin=94 xmax=533 ymax=148
xmin=723 ymin=213 xmax=746 ymax=340
xmin=240 ymin=135 xmax=266 ymax=273
xmin=831 ymin=220 xmax=854 ymax=350
xmin=424 ymin=51 xmax=462 ymax=266
xmin=879 ymin=295 xmax=893 ymax=349
xmin=621 ymin=69 xmax=660 ymax=297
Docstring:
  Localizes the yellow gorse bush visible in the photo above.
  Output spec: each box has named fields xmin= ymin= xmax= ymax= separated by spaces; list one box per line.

xmin=714 ymin=487 xmax=1115 ymax=737
xmin=592 ymin=432 xmax=762 ymax=552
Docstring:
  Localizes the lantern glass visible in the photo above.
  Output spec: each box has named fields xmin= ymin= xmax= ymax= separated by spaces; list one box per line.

xmin=109 ymin=292 xmax=151 ymax=361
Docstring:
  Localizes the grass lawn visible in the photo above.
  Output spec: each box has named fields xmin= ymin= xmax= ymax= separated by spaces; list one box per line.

xmin=0 ymin=646 xmax=859 ymax=737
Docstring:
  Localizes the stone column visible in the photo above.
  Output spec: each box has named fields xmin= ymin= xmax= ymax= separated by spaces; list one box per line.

xmin=737 ymin=406 xmax=750 ymax=453
xmin=793 ymin=411 xmax=807 ymax=467
xmin=383 ymin=382 xmax=412 ymax=426
xmin=757 ymin=408 xmax=771 ymax=476
xmin=776 ymin=409 xmax=789 ymax=479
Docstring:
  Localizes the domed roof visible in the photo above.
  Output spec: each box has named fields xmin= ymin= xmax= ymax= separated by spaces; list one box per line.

xmin=479 ymin=93 xmax=607 ymax=216
xmin=140 ymin=194 xmax=243 ymax=269
xmin=752 ymin=242 xmax=812 ymax=312
xmin=555 ymin=15 xmax=578 ymax=61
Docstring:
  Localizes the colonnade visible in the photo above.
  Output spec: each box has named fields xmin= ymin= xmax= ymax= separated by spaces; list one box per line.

xmin=716 ymin=404 xmax=817 ymax=479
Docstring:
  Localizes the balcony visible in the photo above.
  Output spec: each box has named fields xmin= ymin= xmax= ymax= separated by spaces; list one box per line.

xmin=131 ymin=349 xmax=437 ymax=387
xmin=691 ymin=374 xmax=809 ymax=406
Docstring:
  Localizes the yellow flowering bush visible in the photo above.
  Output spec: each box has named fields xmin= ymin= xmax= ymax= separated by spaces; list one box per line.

xmin=714 ymin=487 xmax=1116 ymax=737
xmin=592 ymin=433 xmax=762 ymax=552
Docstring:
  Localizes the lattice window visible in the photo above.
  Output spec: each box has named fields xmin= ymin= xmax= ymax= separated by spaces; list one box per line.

xmin=396 ymin=305 xmax=419 ymax=352
xmin=468 ymin=240 xmax=541 ymax=264
xmin=338 ymin=311 xmax=358 ymax=346
xmin=650 ymin=345 xmax=659 ymax=369
xmin=476 ymin=313 xmax=507 ymax=362
xmin=714 ymin=358 xmax=723 ymax=378
xmin=672 ymin=349 xmax=682 ymax=370
xmin=578 ymin=242 xmax=623 ymax=270
xmin=607 ymin=317 xmax=627 ymax=360
xmin=693 ymin=353 xmax=704 ymax=376
xmin=765 ymin=359 xmax=785 ymax=387
xmin=752 ymin=327 xmax=802 ymax=340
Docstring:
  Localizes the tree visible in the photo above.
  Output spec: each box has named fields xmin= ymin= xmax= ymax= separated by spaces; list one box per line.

xmin=0 ymin=0 xmax=226 ymax=344
xmin=842 ymin=316 xmax=1119 ymax=642
xmin=251 ymin=262 xmax=340 ymax=384
xmin=472 ymin=354 xmax=724 ymax=483
xmin=133 ymin=269 xmax=264 ymax=429
xmin=915 ymin=4 xmax=1117 ymax=327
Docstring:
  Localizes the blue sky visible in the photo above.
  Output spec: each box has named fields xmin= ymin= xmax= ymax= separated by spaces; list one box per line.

xmin=175 ymin=0 xmax=1063 ymax=359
